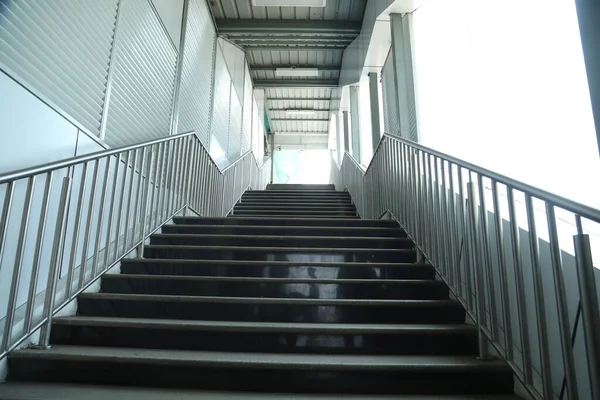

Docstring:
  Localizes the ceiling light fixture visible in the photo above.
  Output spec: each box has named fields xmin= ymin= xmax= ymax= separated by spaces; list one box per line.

xmin=276 ymin=68 xmax=319 ymax=77
xmin=285 ymin=110 xmax=317 ymax=116
xmin=252 ymin=0 xmax=326 ymax=7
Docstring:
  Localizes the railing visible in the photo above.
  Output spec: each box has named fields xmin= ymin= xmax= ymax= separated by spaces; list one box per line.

xmin=0 ymin=132 xmax=270 ymax=360
xmin=331 ymin=134 xmax=600 ymax=400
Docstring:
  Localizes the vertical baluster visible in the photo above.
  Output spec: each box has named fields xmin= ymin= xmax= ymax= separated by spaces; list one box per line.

xmin=467 ymin=176 xmax=489 ymax=358
xmin=148 ymin=144 xmax=162 ymax=231
xmin=159 ymin=143 xmax=173 ymax=222
xmin=524 ymin=194 xmax=553 ymax=398
xmin=491 ymin=180 xmax=513 ymax=360
xmin=2 ymin=177 xmax=35 ymax=350
xmin=113 ymin=152 xmax=130 ymax=261
xmin=448 ymin=163 xmax=460 ymax=296
xmin=24 ymin=173 xmax=53 ymax=332
xmin=131 ymin=150 xmax=147 ymax=249
xmin=440 ymin=161 xmax=452 ymax=286
xmin=79 ymin=160 xmax=99 ymax=288
xmin=154 ymin=144 xmax=167 ymax=226
xmin=102 ymin=154 xmax=121 ymax=269
xmin=478 ymin=174 xmax=498 ymax=342
xmin=122 ymin=150 xmax=138 ymax=253
xmin=169 ymin=139 xmax=183 ymax=214
xmin=426 ymin=156 xmax=437 ymax=266
xmin=137 ymin=151 xmax=155 ymax=257
xmin=91 ymin=157 xmax=111 ymax=277
xmin=545 ymin=204 xmax=578 ymax=399
xmin=507 ymin=188 xmax=533 ymax=384
xmin=573 ymin=216 xmax=600 ymax=400
xmin=457 ymin=168 xmax=471 ymax=310
xmin=38 ymin=177 xmax=71 ymax=348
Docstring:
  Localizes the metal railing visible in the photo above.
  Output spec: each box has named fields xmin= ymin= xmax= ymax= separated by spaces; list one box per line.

xmin=0 ymin=132 xmax=270 ymax=360
xmin=331 ymin=133 xmax=600 ymax=400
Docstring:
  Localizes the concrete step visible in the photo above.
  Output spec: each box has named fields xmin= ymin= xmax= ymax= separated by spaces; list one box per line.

xmin=161 ymin=224 xmax=406 ymax=238
xmin=100 ymin=274 xmax=448 ymax=299
xmin=120 ymin=259 xmax=437 ymax=280
xmin=0 ymin=382 xmax=523 ymax=400
xmin=76 ymin=293 xmax=465 ymax=323
xmin=8 ymin=346 xmax=513 ymax=394
xmin=172 ymin=216 xmax=397 ymax=228
xmin=50 ymin=317 xmax=476 ymax=355
xmin=143 ymin=245 xmax=417 ymax=263
xmin=149 ymin=234 xmax=413 ymax=249
xmin=231 ymin=210 xmax=358 ymax=217
xmin=266 ymin=184 xmax=335 ymax=191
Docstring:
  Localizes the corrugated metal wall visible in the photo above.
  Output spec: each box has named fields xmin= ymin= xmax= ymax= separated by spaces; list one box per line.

xmin=177 ymin=0 xmax=216 ymax=148
xmin=0 ymin=0 xmax=119 ymax=137
xmin=241 ymin=65 xmax=253 ymax=154
xmin=210 ymin=46 xmax=232 ymax=161
xmin=103 ymin=0 xmax=177 ymax=148
xmin=381 ymin=50 xmax=400 ymax=137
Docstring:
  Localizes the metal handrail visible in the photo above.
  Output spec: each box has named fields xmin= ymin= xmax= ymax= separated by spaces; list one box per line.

xmin=0 ymin=131 xmax=271 ymax=360
xmin=331 ymin=133 xmax=600 ymax=400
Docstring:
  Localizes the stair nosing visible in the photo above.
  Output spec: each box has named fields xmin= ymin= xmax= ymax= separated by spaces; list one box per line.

xmin=163 ymin=224 xmax=403 ymax=232
xmin=121 ymin=259 xmax=431 ymax=268
xmin=78 ymin=292 xmax=458 ymax=306
xmin=144 ymin=245 xmax=414 ymax=253
xmin=151 ymin=233 xmax=410 ymax=242
xmin=52 ymin=316 xmax=476 ymax=334
xmin=103 ymin=274 xmax=441 ymax=285
xmin=12 ymin=346 xmax=508 ymax=371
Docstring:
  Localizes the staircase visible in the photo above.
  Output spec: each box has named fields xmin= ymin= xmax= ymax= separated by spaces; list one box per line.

xmin=1 ymin=185 xmax=518 ymax=399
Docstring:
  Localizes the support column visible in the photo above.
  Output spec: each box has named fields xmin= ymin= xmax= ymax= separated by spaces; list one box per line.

xmin=390 ymin=13 xmax=419 ymax=142
xmin=349 ymin=86 xmax=361 ymax=163
xmin=369 ymin=72 xmax=382 ymax=151
xmin=574 ymin=0 xmax=600 ymax=155
xmin=335 ymin=112 xmax=342 ymax=164
xmin=342 ymin=111 xmax=350 ymax=153
xmin=270 ymin=133 xmax=275 ymax=184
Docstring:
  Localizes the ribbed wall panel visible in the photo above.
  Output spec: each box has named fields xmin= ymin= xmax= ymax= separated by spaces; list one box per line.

xmin=382 ymin=51 xmax=400 ymax=137
xmin=0 ymin=0 xmax=118 ymax=136
xmin=177 ymin=0 xmax=216 ymax=148
xmin=210 ymin=47 xmax=232 ymax=158
xmin=228 ymin=93 xmax=243 ymax=161
xmin=241 ymin=66 xmax=253 ymax=154
xmin=104 ymin=0 xmax=177 ymax=148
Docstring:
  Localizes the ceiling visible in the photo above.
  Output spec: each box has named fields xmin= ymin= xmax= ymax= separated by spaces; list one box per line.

xmin=209 ymin=0 xmax=367 ymax=150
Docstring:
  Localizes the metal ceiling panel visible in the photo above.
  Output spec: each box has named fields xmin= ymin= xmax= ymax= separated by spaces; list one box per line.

xmin=271 ymin=119 xmax=328 ymax=133
xmin=247 ymin=49 xmax=343 ymax=67
xmin=250 ymin=70 xmax=340 ymax=80
xmin=211 ymin=0 xmax=366 ymax=21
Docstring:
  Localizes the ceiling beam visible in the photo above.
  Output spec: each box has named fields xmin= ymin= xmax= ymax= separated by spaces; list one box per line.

xmin=216 ymin=20 xmax=361 ymax=36
xmin=232 ymin=36 xmax=354 ymax=43
xmin=246 ymin=46 xmax=345 ymax=52
xmin=241 ymin=41 xmax=350 ymax=48
xmin=267 ymin=98 xmax=333 ymax=101
xmin=255 ymin=79 xmax=339 ymax=88
xmin=273 ymin=132 xmax=329 ymax=136
xmin=271 ymin=119 xmax=329 ymax=122
xmin=251 ymin=66 xmax=341 ymax=72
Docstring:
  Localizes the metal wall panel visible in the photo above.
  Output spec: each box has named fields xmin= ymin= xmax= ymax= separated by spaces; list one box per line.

xmin=381 ymin=50 xmax=400 ymax=137
xmin=228 ymin=90 xmax=243 ymax=160
xmin=242 ymin=65 xmax=253 ymax=154
xmin=210 ymin=47 xmax=232 ymax=159
xmin=178 ymin=0 xmax=216 ymax=148
xmin=104 ymin=0 xmax=177 ymax=148
xmin=0 ymin=0 xmax=118 ymax=137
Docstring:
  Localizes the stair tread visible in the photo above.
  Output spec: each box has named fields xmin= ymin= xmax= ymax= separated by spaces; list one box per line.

xmin=122 ymin=259 xmax=430 ymax=267
xmin=0 ymin=383 xmax=522 ymax=400
xmin=144 ymin=245 xmax=413 ymax=253
xmin=79 ymin=292 xmax=458 ymax=306
xmin=103 ymin=274 xmax=441 ymax=284
xmin=12 ymin=346 xmax=508 ymax=371
xmin=152 ymin=233 xmax=407 ymax=241
xmin=53 ymin=316 xmax=475 ymax=334
xmin=164 ymin=224 xmax=402 ymax=231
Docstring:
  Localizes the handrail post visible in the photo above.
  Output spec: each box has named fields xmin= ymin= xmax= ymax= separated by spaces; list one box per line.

xmin=574 ymin=217 xmax=600 ymax=400
xmin=137 ymin=151 xmax=155 ymax=258
xmin=37 ymin=176 xmax=72 ymax=349
xmin=467 ymin=180 xmax=490 ymax=359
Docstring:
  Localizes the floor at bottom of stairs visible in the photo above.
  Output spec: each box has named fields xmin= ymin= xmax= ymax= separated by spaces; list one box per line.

xmin=0 ymin=383 xmax=522 ymax=400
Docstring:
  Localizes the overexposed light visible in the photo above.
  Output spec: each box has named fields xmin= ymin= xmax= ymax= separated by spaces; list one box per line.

xmin=276 ymin=68 xmax=319 ymax=77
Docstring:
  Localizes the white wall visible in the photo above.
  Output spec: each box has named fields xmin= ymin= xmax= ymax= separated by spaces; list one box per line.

xmin=412 ymin=0 xmax=599 ymax=208
xmin=151 ymin=0 xmax=184 ymax=49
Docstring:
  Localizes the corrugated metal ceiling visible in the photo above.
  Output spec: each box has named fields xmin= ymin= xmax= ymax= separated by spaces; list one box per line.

xmin=210 ymin=0 xmax=366 ymax=21
xmin=210 ymin=0 xmax=366 ymax=144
